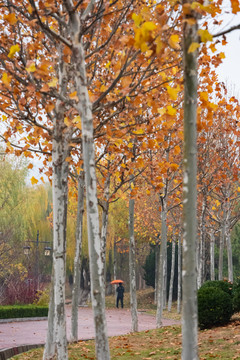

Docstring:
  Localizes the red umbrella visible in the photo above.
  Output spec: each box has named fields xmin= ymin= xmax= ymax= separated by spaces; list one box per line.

xmin=110 ymin=279 xmax=124 ymax=285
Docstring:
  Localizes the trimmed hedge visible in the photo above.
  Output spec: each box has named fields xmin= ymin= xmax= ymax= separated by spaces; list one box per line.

xmin=233 ymin=280 xmax=240 ymax=313
xmin=0 ymin=305 xmax=48 ymax=319
xmin=198 ymin=286 xmax=233 ymax=330
xmin=200 ymin=280 xmax=233 ymax=296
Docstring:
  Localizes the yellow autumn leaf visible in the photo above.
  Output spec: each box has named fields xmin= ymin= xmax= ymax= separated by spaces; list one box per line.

xmin=188 ymin=42 xmax=200 ymax=53
xmin=4 ymin=13 xmax=18 ymax=25
xmin=26 ymin=63 xmax=36 ymax=73
xmin=155 ymin=37 xmax=163 ymax=54
xmin=8 ymin=44 xmax=20 ymax=58
xmin=31 ymin=176 xmax=38 ymax=185
xmin=142 ymin=21 xmax=157 ymax=32
xmin=48 ymin=77 xmax=58 ymax=87
xmin=100 ymin=84 xmax=107 ymax=92
xmin=27 ymin=5 xmax=33 ymax=14
xmin=64 ymin=117 xmax=71 ymax=126
xmin=167 ymin=105 xmax=177 ymax=116
xmin=105 ymin=61 xmax=111 ymax=69
xmin=209 ymin=102 xmax=218 ymax=111
xmin=69 ymin=91 xmax=77 ymax=99
xmin=132 ymin=13 xmax=142 ymax=27
xmin=237 ymin=187 xmax=240 ymax=192
xmin=140 ymin=42 xmax=149 ymax=52
xmin=169 ymin=34 xmax=180 ymax=50
xmin=200 ymin=91 xmax=208 ymax=101
xmin=198 ymin=29 xmax=213 ymax=43
xmin=72 ymin=115 xmax=82 ymax=129
xmin=167 ymin=85 xmax=180 ymax=101
xmin=219 ymin=52 xmax=225 ymax=59
xmin=132 ymin=129 xmax=144 ymax=135
xmin=209 ymin=43 xmax=217 ymax=53
xmin=2 ymin=72 xmax=11 ymax=86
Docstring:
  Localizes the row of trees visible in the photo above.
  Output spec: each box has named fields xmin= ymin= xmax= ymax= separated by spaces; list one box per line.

xmin=0 ymin=0 xmax=240 ymax=359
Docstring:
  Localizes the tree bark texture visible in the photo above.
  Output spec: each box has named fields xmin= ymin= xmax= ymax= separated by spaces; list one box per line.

xmin=156 ymin=197 xmax=167 ymax=328
xmin=43 ymin=269 xmax=56 ymax=360
xmin=168 ymin=234 xmax=176 ymax=312
xmin=68 ymin=2 xmax=110 ymax=358
xmin=210 ymin=230 xmax=215 ymax=281
xmin=182 ymin=4 xmax=199 ymax=359
xmin=71 ymin=170 xmax=85 ymax=342
xmin=129 ymin=175 xmax=138 ymax=332
xmin=177 ymin=232 xmax=182 ymax=314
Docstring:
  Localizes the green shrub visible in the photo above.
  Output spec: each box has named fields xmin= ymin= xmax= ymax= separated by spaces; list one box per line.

xmin=200 ymin=280 xmax=233 ymax=296
xmin=198 ymin=286 xmax=233 ymax=329
xmin=232 ymin=279 xmax=240 ymax=313
xmin=33 ymin=289 xmax=50 ymax=306
xmin=0 ymin=305 xmax=48 ymax=319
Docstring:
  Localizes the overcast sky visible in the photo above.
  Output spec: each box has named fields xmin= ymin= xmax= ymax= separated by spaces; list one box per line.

xmin=214 ymin=8 xmax=240 ymax=97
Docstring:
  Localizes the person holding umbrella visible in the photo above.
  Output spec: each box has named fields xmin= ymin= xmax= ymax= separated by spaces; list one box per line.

xmin=116 ymin=282 xmax=124 ymax=308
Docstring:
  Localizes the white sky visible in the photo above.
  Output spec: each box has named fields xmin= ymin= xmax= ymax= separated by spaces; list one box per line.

xmin=214 ymin=8 xmax=240 ymax=97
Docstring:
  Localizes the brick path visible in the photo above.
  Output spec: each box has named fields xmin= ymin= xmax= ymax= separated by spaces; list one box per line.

xmin=0 ymin=306 xmax=180 ymax=351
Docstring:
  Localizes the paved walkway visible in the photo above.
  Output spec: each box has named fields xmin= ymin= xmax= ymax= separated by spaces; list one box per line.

xmin=0 ymin=306 xmax=179 ymax=350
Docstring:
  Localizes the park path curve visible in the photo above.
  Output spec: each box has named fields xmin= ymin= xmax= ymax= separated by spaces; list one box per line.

xmin=0 ymin=306 xmax=180 ymax=350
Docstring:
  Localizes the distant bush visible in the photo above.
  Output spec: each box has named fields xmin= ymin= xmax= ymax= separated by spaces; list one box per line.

xmin=232 ymin=279 xmax=240 ymax=313
xmin=33 ymin=289 xmax=50 ymax=306
xmin=0 ymin=305 xmax=48 ymax=319
xmin=200 ymin=280 xmax=233 ymax=296
xmin=198 ymin=286 xmax=233 ymax=330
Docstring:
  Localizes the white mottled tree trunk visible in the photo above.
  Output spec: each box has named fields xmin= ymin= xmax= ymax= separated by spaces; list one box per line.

xmin=226 ymin=221 xmax=233 ymax=283
xmin=218 ymin=221 xmax=225 ymax=280
xmin=210 ymin=230 xmax=215 ymax=281
xmin=43 ymin=269 xmax=56 ymax=360
xmin=182 ymin=3 xmax=199 ymax=358
xmin=68 ymin=2 xmax=110 ymax=358
xmin=100 ymin=174 xmax=110 ymax=289
xmin=71 ymin=170 xmax=85 ymax=342
xmin=129 ymin=175 xmax=138 ymax=332
xmin=177 ymin=232 xmax=182 ymax=314
xmin=52 ymin=119 xmax=70 ymax=360
xmin=168 ymin=234 xmax=176 ymax=312
xmin=156 ymin=197 xmax=167 ymax=328
xmin=197 ymin=201 xmax=206 ymax=288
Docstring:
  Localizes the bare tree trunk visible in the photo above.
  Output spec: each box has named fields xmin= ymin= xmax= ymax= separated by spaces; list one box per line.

xmin=225 ymin=198 xmax=233 ymax=283
xmin=43 ymin=269 xmax=56 ymax=360
xmin=156 ymin=197 xmax=167 ymax=328
xmin=218 ymin=223 xmax=225 ymax=280
xmin=154 ymin=242 xmax=160 ymax=304
xmin=210 ymin=230 xmax=215 ymax=281
xmin=52 ymin=126 xmax=70 ymax=360
xmin=168 ymin=234 xmax=176 ymax=312
xmin=129 ymin=175 xmax=138 ymax=332
xmin=197 ymin=201 xmax=206 ymax=288
xmin=177 ymin=232 xmax=182 ymax=314
xmin=68 ymin=2 xmax=110 ymax=357
xmin=182 ymin=4 xmax=199 ymax=358
xmin=226 ymin=223 xmax=233 ymax=283
xmin=71 ymin=171 xmax=84 ymax=342
xmin=100 ymin=174 xmax=110 ymax=289
xmin=47 ymin=43 xmax=72 ymax=359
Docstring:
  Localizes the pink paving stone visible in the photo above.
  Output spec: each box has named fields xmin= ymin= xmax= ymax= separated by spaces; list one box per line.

xmin=0 ymin=306 xmax=180 ymax=350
